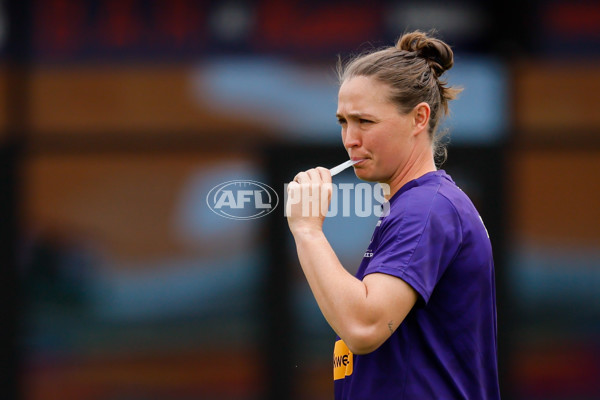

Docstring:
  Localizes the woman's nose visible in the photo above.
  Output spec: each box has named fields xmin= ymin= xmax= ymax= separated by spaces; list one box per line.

xmin=343 ymin=125 xmax=361 ymax=149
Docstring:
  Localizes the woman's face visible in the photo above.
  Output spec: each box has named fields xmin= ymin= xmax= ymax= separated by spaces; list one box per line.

xmin=336 ymin=76 xmax=417 ymax=185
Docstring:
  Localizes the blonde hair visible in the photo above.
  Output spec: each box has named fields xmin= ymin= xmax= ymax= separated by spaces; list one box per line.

xmin=338 ymin=31 xmax=462 ymax=163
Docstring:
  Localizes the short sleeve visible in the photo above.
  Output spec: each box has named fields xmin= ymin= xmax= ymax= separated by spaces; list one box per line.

xmin=364 ymin=192 xmax=462 ymax=303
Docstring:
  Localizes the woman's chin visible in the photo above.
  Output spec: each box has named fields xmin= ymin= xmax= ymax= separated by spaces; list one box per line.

xmin=354 ymin=169 xmax=377 ymax=182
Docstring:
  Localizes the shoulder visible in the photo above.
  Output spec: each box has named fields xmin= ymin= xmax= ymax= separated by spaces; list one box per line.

xmin=381 ymin=173 xmax=463 ymax=237
xmin=390 ymin=172 xmax=460 ymax=219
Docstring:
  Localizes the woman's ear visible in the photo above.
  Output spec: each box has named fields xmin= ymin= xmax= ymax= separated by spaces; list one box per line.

xmin=412 ymin=102 xmax=431 ymax=135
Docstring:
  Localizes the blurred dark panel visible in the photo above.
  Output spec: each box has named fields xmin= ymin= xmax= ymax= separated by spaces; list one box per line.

xmin=29 ymin=0 xmax=506 ymax=63
xmin=0 ymin=145 xmax=21 ymax=399
xmin=1 ymin=0 xmax=32 ymax=399
xmin=442 ymin=145 xmax=512 ymax=398
xmin=533 ymin=0 xmax=600 ymax=56
xmin=262 ymin=144 xmax=346 ymax=400
xmin=0 ymin=67 xmax=7 ymax=135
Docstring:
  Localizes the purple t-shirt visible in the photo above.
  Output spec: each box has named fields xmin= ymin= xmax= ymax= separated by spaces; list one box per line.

xmin=334 ymin=170 xmax=500 ymax=400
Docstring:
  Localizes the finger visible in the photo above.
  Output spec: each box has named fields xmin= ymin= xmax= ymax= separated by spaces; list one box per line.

xmin=293 ymin=171 xmax=309 ymax=184
xmin=315 ymin=166 xmax=332 ymax=183
xmin=306 ymin=168 xmax=322 ymax=184
xmin=315 ymin=167 xmax=333 ymax=209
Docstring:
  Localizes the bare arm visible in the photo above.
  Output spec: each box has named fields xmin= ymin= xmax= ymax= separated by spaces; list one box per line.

xmin=287 ymin=167 xmax=418 ymax=354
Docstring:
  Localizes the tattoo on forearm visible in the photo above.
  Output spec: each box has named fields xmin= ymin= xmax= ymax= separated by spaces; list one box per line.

xmin=388 ymin=321 xmax=394 ymax=333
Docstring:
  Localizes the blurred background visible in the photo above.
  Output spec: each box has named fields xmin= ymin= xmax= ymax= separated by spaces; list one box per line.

xmin=0 ymin=0 xmax=599 ymax=399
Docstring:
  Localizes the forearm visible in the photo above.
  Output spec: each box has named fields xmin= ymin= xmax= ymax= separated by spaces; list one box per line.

xmin=292 ymin=228 xmax=379 ymax=351
xmin=286 ymin=167 xmax=414 ymax=353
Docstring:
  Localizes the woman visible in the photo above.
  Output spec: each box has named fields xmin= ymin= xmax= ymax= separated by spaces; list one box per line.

xmin=286 ymin=31 xmax=500 ymax=399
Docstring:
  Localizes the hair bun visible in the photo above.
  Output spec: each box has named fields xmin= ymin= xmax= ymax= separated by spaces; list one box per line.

xmin=396 ymin=31 xmax=454 ymax=77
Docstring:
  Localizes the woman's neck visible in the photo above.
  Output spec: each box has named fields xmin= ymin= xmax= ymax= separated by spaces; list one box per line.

xmin=384 ymin=148 xmax=436 ymax=200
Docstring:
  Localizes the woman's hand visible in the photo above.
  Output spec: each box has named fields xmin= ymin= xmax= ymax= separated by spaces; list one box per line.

xmin=286 ymin=167 xmax=332 ymax=235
